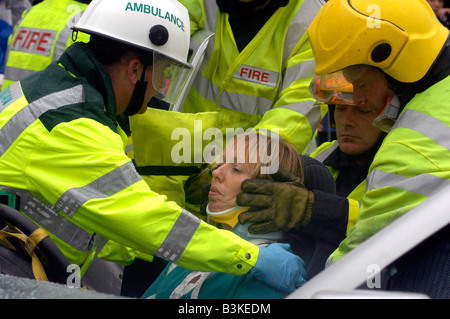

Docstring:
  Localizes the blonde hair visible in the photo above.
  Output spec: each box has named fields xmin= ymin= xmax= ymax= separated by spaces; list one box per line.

xmin=221 ymin=131 xmax=304 ymax=182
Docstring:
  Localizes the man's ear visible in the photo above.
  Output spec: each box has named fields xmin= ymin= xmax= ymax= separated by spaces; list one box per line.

xmin=126 ymin=58 xmax=143 ymax=85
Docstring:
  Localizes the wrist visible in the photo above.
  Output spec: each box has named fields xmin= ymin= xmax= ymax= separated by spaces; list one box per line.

xmin=299 ymin=191 xmax=314 ymax=228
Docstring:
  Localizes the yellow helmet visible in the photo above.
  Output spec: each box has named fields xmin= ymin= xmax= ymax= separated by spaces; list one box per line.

xmin=308 ymin=0 xmax=449 ymax=83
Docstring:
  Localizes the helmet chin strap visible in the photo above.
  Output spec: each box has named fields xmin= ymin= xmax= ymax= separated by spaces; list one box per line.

xmin=123 ymin=64 xmax=149 ymax=116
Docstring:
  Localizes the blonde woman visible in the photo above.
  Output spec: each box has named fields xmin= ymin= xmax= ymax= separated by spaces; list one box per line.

xmin=143 ymin=132 xmax=306 ymax=299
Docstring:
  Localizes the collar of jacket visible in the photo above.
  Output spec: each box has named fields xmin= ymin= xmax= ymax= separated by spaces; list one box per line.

xmin=57 ymin=42 xmax=117 ymax=121
xmin=232 ymin=222 xmax=284 ymax=245
xmin=386 ymin=34 xmax=450 ymax=110
xmin=216 ymin=0 xmax=288 ymax=17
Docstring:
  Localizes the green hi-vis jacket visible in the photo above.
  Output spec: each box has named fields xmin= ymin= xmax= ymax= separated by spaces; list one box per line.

xmin=129 ymin=0 xmax=326 ymax=208
xmin=332 ymin=75 xmax=450 ymax=262
xmin=310 ymin=141 xmax=363 ymax=233
xmin=0 ymin=42 xmax=258 ymax=276
xmin=1 ymin=0 xmax=90 ymax=90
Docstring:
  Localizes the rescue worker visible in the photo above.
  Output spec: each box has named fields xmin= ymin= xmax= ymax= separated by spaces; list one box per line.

xmin=128 ymin=0 xmax=326 ymax=211
xmin=237 ymin=0 xmax=450 ymax=298
xmin=309 ymin=98 xmax=387 ymax=232
xmin=1 ymin=0 xmax=91 ymax=90
xmin=0 ymin=0 xmax=306 ymax=294
xmin=123 ymin=0 xmax=326 ymax=295
xmin=312 ymin=106 xmax=385 ymax=197
xmin=0 ymin=0 xmax=121 ymax=295
xmin=274 ymin=97 xmax=387 ymax=279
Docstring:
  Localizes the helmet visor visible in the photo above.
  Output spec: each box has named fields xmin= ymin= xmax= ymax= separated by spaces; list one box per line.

xmin=309 ymin=70 xmax=364 ymax=106
xmin=152 ymin=51 xmax=192 ymax=106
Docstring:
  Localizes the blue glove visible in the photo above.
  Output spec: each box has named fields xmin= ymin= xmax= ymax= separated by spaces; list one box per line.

xmin=250 ymin=243 xmax=307 ymax=293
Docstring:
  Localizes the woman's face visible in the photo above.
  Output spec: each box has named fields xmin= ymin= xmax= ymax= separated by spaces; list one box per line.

xmin=208 ymin=162 xmax=252 ymax=212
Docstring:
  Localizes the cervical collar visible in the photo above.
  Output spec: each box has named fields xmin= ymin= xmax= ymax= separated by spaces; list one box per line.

xmin=206 ymin=205 xmax=248 ymax=229
xmin=206 ymin=204 xmax=284 ymax=244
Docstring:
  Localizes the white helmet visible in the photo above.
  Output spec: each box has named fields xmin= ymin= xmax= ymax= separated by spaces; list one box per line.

xmin=73 ymin=0 xmax=190 ymax=66
xmin=72 ymin=0 xmax=192 ymax=107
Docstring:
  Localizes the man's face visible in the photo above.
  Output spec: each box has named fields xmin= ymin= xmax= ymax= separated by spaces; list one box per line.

xmin=334 ymin=104 xmax=383 ymax=155
xmin=335 ymin=66 xmax=394 ymax=155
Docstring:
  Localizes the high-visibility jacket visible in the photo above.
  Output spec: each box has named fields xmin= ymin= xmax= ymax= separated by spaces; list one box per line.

xmin=331 ymin=73 xmax=450 ymax=262
xmin=1 ymin=0 xmax=90 ymax=90
xmin=130 ymin=0 xmax=326 ymax=208
xmin=311 ymin=141 xmax=365 ymax=232
xmin=0 ymin=42 xmax=258 ymax=276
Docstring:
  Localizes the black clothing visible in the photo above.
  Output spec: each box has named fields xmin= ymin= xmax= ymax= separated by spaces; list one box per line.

xmin=217 ymin=0 xmax=289 ymax=52
xmin=290 ymin=136 xmax=384 ymax=279
xmin=323 ymin=136 xmax=384 ymax=197
xmin=287 ymin=156 xmax=348 ymax=279
xmin=287 ymin=189 xmax=349 ymax=279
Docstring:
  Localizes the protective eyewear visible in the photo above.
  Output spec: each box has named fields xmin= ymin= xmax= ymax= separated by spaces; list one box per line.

xmin=309 ymin=71 xmax=364 ymax=106
xmin=152 ymin=52 xmax=192 ymax=106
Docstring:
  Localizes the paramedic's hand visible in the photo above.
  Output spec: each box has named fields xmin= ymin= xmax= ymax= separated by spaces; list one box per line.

xmin=184 ymin=163 xmax=217 ymax=205
xmin=250 ymin=243 xmax=306 ymax=292
xmin=237 ymin=169 xmax=314 ymax=234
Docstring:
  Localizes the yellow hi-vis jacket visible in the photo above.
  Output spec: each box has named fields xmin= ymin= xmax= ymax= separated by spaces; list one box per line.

xmin=1 ymin=0 xmax=90 ymax=90
xmin=310 ymin=141 xmax=364 ymax=232
xmin=0 ymin=42 xmax=258 ymax=276
xmin=130 ymin=0 xmax=326 ymax=207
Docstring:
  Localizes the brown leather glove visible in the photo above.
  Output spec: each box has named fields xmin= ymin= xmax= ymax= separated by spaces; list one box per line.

xmin=183 ymin=163 xmax=217 ymax=205
xmin=236 ymin=169 xmax=314 ymax=234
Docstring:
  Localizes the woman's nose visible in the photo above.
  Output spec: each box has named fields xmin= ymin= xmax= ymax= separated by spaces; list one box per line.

xmin=211 ymin=164 xmax=224 ymax=181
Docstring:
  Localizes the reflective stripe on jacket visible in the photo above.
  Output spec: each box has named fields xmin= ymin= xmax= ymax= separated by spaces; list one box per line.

xmin=0 ymin=42 xmax=258 ymax=275
xmin=332 ymin=74 xmax=450 ymax=262
xmin=1 ymin=0 xmax=90 ymax=90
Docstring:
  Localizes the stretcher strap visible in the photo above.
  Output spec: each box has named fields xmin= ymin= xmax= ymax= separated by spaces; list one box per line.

xmin=0 ymin=226 xmax=49 ymax=281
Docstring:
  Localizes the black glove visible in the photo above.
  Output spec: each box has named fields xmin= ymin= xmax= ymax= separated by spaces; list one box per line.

xmin=236 ymin=169 xmax=314 ymax=234
xmin=184 ymin=163 xmax=217 ymax=205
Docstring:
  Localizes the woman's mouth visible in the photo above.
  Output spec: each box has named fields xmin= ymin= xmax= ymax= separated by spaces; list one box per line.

xmin=209 ymin=186 xmax=220 ymax=196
